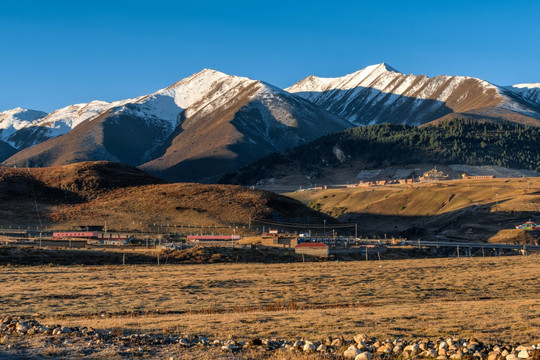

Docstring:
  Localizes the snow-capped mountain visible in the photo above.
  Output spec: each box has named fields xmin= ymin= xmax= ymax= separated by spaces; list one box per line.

xmin=505 ymin=83 xmax=540 ymax=106
xmin=0 ymin=107 xmax=48 ymax=144
xmin=3 ymin=69 xmax=350 ymax=182
xmin=287 ymin=63 xmax=540 ymax=126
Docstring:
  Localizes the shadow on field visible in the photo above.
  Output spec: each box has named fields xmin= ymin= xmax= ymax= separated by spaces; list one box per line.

xmin=338 ymin=202 xmax=539 ymax=244
xmin=0 ymin=246 xmax=317 ymax=266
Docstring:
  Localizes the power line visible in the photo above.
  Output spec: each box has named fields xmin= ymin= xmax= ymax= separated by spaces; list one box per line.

xmin=26 ymin=167 xmax=43 ymax=229
xmin=253 ymin=218 xmax=356 ymax=229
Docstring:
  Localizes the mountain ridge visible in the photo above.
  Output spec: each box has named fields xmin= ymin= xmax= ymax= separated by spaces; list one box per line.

xmin=2 ymin=64 xmax=540 ymax=182
xmin=2 ymin=69 xmax=349 ymax=182
xmin=286 ymin=63 xmax=540 ymax=127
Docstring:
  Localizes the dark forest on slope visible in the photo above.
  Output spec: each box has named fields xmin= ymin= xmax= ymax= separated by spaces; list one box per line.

xmin=221 ymin=119 xmax=540 ymax=185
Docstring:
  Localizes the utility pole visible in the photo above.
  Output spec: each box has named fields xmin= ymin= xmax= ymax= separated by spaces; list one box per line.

xmin=323 ymin=220 xmax=326 ymax=235
xmin=355 ymin=223 xmax=358 ymax=239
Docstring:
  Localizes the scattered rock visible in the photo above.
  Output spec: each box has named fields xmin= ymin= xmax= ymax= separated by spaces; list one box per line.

xmin=249 ymin=338 xmax=262 ymax=346
xmin=344 ymin=344 xmax=362 ymax=358
xmin=303 ymin=341 xmax=316 ymax=352
xmin=355 ymin=351 xmax=373 ymax=360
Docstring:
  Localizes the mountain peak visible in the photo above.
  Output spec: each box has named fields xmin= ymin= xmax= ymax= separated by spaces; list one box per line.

xmin=0 ymin=107 xmax=48 ymax=123
xmin=373 ymin=62 xmax=399 ymax=73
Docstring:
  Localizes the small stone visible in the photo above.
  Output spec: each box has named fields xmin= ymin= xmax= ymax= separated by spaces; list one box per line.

xmin=354 ymin=334 xmax=369 ymax=344
xmin=489 ymin=351 xmax=503 ymax=360
xmin=317 ymin=344 xmax=327 ymax=352
xmin=303 ymin=341 xmax=316 ymax=352
xmin=179 ymin=338 xmax=189 ymax=346
xmin=517 ymin=350 xmax=529 ymax=359
xmin=476 ymin=351 xmax=487 ymax=359
xmin=507 ymin=354 xmax=520 ymax=360
xmin=426 ymin=349 xmax=438 ymax=357
xmin=249 ymin=338 xmax=262 ymax=346
xmin=437 ymin=356 xmax=448 ymax=360
xmin=344 ymin=345 xmax=362 ymax=359
xmin=331 ymin=338 xmax=343 ymax=347
xmin=221 ymin=344 xmax=238 ymax=352
xmin=450 ymin=351 xmax=463 ymax=359
xmin=355 ymin=351 xmax=373 ymax=360
xmin=15 ymin=324 xmax=28 ymax=334
xmin=405 ymin=344 xmax=421 ymax=356
xmin=61 ymin=326 xmax=71 ymax=334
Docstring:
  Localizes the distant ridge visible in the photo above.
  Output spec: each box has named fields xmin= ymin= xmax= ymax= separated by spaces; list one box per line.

xmin=3 ymin=64 xmax=540 ymax=183
xmin=2 ymin=69 xmax=349 ymax=182
xmin=287 ymin=63 xmax=540 ymax=126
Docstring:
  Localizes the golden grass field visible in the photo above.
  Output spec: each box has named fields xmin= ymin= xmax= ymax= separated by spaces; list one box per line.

xmin=1 ymin=255 xmax=538 ymax=343
xmin=286 ymin=177 xmax=540 ymax=242
xmin=287 ymin=178 xmax=538 ymax=217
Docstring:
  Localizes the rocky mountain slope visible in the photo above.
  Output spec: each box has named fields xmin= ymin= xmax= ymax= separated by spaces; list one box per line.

xmin=2 ymin=70 xmax=349 ymax=182
xmin=0 ymin=108 xmax=48 ymax=147
xmin=505 ymin=83 xmax=540 ymax=106
xmin=287 ymin=63 xmax=540 ymax=126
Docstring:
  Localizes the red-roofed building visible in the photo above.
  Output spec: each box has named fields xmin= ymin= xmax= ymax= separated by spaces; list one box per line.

xmin=295 ymin=242 xmax=329 ymax=257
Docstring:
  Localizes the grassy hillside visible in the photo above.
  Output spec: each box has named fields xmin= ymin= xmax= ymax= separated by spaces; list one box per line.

xmin=0 ymin=161 xmax=331 ymax=230
xmin=286 ymin=177 xmax=540 ymax=243
xmin=221 ymin=119 xmax=540 ymax=185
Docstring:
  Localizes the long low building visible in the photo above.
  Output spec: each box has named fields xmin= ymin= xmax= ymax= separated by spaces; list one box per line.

xmin=295 ymin=242 xmax=388 ymax=258
xmin=187 ymin=235 xmax=241 ymax=242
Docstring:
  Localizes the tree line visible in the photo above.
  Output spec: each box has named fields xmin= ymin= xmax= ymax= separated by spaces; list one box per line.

xmin=221 ymin=119 xmax=540 ymax=185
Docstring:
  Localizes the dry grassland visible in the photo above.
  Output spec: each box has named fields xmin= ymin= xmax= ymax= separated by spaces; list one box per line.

xmin=1 ymin=255 xmax=538 ymax=343
xmin=288 ymin=178 xmax=538 ymax=218
xmin=287 ymin=178 xmax=540 ymax=242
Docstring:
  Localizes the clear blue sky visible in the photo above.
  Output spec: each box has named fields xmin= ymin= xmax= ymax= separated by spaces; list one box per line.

xmin=2 ymin=0 xmax=540 ymax=112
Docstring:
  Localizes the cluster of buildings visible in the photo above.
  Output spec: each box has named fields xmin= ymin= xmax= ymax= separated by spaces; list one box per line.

xmin=260 ymin=230 xmax=388 ymax=258
xmin=52 ymin=231 xmax=134 ymax=246
xmin=351 ymin=169 xmax=496 ymax=188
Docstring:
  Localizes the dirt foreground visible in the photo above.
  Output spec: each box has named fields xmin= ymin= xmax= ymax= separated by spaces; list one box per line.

xmin=0 ymin=255 xmax=539 ymax=358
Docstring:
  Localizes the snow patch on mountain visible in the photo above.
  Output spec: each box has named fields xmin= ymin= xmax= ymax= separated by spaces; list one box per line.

xmin=287 ymin=63 xmax=540 ymax=125
xmin=158 ymin=69 xmax=257 ymax=120
xmin=504 ymin=83 xmax=540 ymax=106
xmin=0 ymin=107 xmax=48 ymax=142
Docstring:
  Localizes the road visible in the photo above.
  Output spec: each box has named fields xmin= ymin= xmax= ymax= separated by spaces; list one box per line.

xmin=402 ymin=240 xmax=540 ymax=251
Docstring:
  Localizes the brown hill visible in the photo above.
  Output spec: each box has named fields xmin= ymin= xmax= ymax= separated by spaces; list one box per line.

xmin=0 ymin=161 xmax=330 ymax=229
xmin=286 ymin=177 xmax=540 ymax=244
